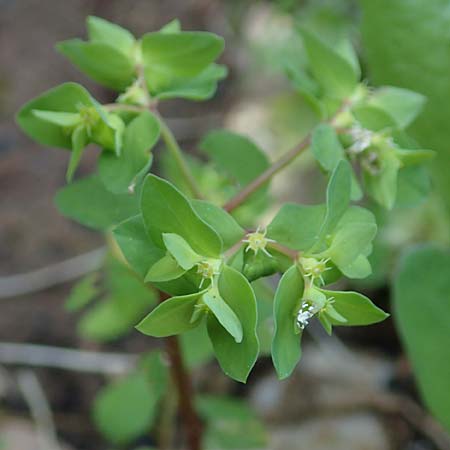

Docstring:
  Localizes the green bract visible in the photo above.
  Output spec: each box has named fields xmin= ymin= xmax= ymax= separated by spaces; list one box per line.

xmin=16 ymin=82 xmax=125 ymax=181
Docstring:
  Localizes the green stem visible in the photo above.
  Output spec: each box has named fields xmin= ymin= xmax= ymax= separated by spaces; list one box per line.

xmin=157 ymin=113 xmax=204 ymax=199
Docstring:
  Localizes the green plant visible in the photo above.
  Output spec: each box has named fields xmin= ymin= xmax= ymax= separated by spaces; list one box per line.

xmin=17 ymin=15 xmax=435 ymax=450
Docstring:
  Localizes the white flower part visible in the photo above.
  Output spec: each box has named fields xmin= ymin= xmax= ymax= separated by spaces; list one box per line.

xmin=348 ymin=125 xmax=373 ymax=155
xmin=242 ymin=227 xmax=275 ymax=257
xmin=296 ymin=303 xmax=316 ymax=330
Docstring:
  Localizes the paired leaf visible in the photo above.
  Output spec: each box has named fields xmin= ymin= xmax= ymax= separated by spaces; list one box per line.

xmin=317 ymin=159 xmax=351 ymax=240
xmin=272 ymin=265 xmax=304 ymax=380
xmin=321 ymin=289 xmax=388 ymax=326
xmin=136 ymin=291 xmax=205 ymax=337
xmin=141 ymin=31 xmax=224 ymax=95
xmin=203 ymin=290 xmax=243 ymax=343
xmin=87 ymin=16 xmax=135 ymax=55
xmin=56 ymin=39 xmax=135 ymax=91
xmin=140 ymin=174 xmax=222 ymax=256
xmin=145 ymin=254 xmax=186 ymax=282
xmin=66 ymin=125 xmax=88 ymax=181
xmin=55 ymin=175 xmax=138 ymax=230
xmin=16 ymin=82 xmax=93 ymax=149
xmin=311 ymin=123 xmax=346 ymax=172
xmin=207 ymin=266 xmax=259 ymax=382
xmin=192 ymin=200 xmax=245 ymax=250
xmin=368 ymin=86 xmax=426 ymax=129
xmin=200 ymin=130 xmax=270 ymax=189
xmin=113 ymin=215 xmax=164 ymax=277
xmin=267 ymin=204 xmax=325 ymax=250
xmin=325 ymin=206 xmax=377 ymax=275
xmin=155 ymin=63 xmax=227 ymax=101
xmin=299 ymin=27 xmax=359 ymax=99
xmin=113 ymin=215 xmax=197 ymax=296
xmin=99 ymin=111 xmax=160 ymax=193
xmin=162 ymin=233 xmax=202 ymax=270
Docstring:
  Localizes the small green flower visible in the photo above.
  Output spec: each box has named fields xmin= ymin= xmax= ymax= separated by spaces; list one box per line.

xmin=243 ymin=227 xmax=275 ymax=257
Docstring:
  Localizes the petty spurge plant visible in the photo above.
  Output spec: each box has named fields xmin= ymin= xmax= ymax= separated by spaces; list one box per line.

xmin=17 ymin=15 xmax=434 ymax=450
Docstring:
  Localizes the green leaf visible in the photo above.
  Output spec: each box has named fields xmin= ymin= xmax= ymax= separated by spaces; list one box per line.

xmin=197 ymin=395 xmax=267 ymax=449
xmin=99 ymin=111 xmax=160 ymax=193
xmin=93 ymin=372 xmax=157 ymax=445
xmin=79 ymin=258 xmax=155 ymax=342
xmin=56 ymin=40 xmax=135 ymax=91
xmin=207 ymin=266 xmax=259 ymax=382
xmin=136 ymin=291 xmax=204 ymax=337
xmin=180 ymin=323 xmax=214 ymax=368
xmin=160 ymin=19 xmax=181 ymax=34
xmin=394 ymin=245 xmax=450 ymax=432
xmin=339 ymin=254 xmax=372 ymax=279
xmin=162 ymin=233 xmax=202 ymax=270
xmin=113 ymin=215 xmax=197 ymax=296
xmin=200 ymin=130 xmax=270 ymax=189
xmin=87 ymin=16 xmax=135 ymax=55
xmin=326 ymin=206 xmax=377 ymax=275
xmin=318 ymin=159 xmax=351 ymax=239
xmin=155 ymin=63 xmax=227 ymax=101
xmin=396 ymin=165 xmax=431 ymax=207
xmin=203 ymin=290 xmax=243 ymax=343
xmin=66 ymin=125 xmax=88 ymax=182
xmin=395 ymin=148 xmax=435 ymax=166
xmin=144 ymin=254 xmax=186 ymax=282
xmin=311 ymin=123 xmax=346 ymax=172
xmin=31 ymin=110 xmax=80 ymax=127
xmin=140 ymin=174 xmax=222 ymax=257
xmin=141 ymin=31 xmax=224 ymax=95
xmin=364 ymin=148 xmax=401 ymax=209
xmin=113 ymin=215 xmax=165 ymax=278
xmin=320 ymin=289 xmax=388 ymax=326
xmin=55 ymin=175 xmax=138 ymax=230
xmin=65 ymin=273 xmax=99 ymax=311
xmin=16 ymin=82 xmax=93 ymax=149
xmin=272 ymin=265 xmax=304 ymax=380
xmin=352 ymin=105 xmax=396 ymax=131
xmin=368 ymin=86 xmax=426 ymax=129
xmin=299 ymin=27 xmax=359 ymax=99
xmin=191 ymin=200 xmax=244 ymax=250
xmin=267 ymin=204 xmax=325 ymax=251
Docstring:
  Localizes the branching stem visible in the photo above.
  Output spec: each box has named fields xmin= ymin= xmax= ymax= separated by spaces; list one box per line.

xmin=223 ymin=100 xmax=351 ymax=212
xmin=223 ymin=134 xmax=311 ymax=211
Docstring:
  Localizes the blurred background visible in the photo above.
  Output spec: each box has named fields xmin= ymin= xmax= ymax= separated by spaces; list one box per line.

xmin=1 ymin=1 xmax=450 ymax=449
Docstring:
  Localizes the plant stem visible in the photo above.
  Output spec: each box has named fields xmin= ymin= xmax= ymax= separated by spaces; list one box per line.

xmin=223 ymin=99 xmax=352 ymax=212
xmin=223 ymin=134 xmax=311 ymax=212
xmin=157 ymin=113 xmax=204 ymax=199
xmin=159 ymin=292 xmax=203 ymax=450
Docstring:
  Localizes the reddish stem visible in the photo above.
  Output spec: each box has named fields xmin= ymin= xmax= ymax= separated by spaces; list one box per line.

xmin=159 ymin=292 xmax=203 ymax=450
